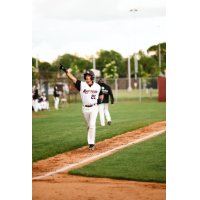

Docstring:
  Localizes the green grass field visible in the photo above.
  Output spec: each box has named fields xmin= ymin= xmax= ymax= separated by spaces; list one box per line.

xmin=69 ymin=132 xmax=166 ymax=183
xmin=32 ymin=102 xmax=166 ymax=162
xmin=113 ymin=89 xmax=158 ymax=102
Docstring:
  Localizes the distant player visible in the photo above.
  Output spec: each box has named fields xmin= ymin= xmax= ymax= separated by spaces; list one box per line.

xmin=54 ymin=86 xmax=60 ymax=109
xmin=41 ymin=93 xmax=50 ymax=111
xmin=60 ymin=64 xmax=103 ymax=150
xmin=97 ymin=79 xmax=114 ymax=126
xmin=32 ymin=86 xmax=39 ymax=112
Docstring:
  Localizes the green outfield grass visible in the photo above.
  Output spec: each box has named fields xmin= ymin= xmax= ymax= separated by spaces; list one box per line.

xmin=68 ymin=132 xmax=166 ymax=183
xmin=113 ymin=89 xmax=158 ymax=102
xmin=32 ymin=102 xmax=166 ymax=162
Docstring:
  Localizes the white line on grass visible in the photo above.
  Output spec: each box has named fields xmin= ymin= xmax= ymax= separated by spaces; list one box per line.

xmin=32 ymin=129 xmax=166 ymax=180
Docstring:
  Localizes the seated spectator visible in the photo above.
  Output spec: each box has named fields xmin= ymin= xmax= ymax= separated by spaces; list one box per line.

xmin=41 ymin=93 xmax=50 ymax=111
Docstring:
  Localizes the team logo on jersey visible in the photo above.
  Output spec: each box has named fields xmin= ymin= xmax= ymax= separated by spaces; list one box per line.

xmin=83 ymin=89 xmax=97 ymax=94
xmin=101 ymin=87 xmax=104 ymax=89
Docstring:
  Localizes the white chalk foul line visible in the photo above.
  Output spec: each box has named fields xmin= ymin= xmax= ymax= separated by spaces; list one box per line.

xmin=32 ymin=129 xmax=166 ymax=180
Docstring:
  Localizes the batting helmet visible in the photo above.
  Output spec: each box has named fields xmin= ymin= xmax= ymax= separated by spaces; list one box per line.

xmin=98 ymin=79 xmax=104 ymax=84
xmin=83 ymin=70 xmax=95 ymax=80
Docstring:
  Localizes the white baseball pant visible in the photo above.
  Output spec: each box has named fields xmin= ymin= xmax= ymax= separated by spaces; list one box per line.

xmin=33 ymin=99 xmax=38 ymax=112
xmin=38 ymin=103 xmax=42 ymax=111
xmin=54 ymin=97 xmax=59 ymax=109
xmin=82 ymin=105 xmax=98 ymax=145
xmin=41 ymin=102 xmax=49 ymax=110
xmin=98 ymin=103 xmax=111 ymax=126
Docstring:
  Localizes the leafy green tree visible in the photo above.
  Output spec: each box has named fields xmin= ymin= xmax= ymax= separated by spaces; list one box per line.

xmin=102 ymin=61 xmax=118 ymax=79
xmin=70 ymin=65 xmax=80 ymax=73
xmin=39 ymin=62 xmax=51 ymax=71
xmin=70 ymin=59 xmax=92 ymax=73
xmin=50 ymin=53 xmax=81 ymax=72
xmin=147 ymin=42 xmax=166 ymax=73
xmin=32 ymin=66 xmax=38 ymax=85
xmin=96 ymin=50 xmax=125 ymax=77
xmin=138 ymin=55 xmax=159 ymax=77
xmin=32 ymin=57 xmax=40 ymax=68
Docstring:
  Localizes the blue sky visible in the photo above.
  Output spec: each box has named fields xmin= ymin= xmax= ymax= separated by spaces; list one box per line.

xmin=32 ymin=0 xmax=166 ymax=63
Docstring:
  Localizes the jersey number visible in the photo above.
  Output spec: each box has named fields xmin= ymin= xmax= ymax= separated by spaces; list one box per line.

xmin=91 ymin=95 xmax=96 ymax=99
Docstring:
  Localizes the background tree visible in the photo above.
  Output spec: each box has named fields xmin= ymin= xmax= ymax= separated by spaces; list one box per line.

xmin=31 ymin=42 xmax=166 ymax=78
xmin=96 ymin=50 xmax=125 ymax=77
xmin=32 ymin=57 xmax=40 ymax=68
xmin=32 ymin=66 xmax=38 ymax=85
xmin=70 ymin=59 xmax=92 ymax=73
xmin=138 ymin=55 xmax=159 ymax=77
xmin=39 ymin=62 xmax=51 ymax=71
xmin=50 ymin=53 xmax=81 ymax=72
xmin=102 ymin=61 xmax=118 ymax=79
xmin=69 ymin=65 xmax=80 ymax=73
xmin=147 ymin=42 xmax=166 ymax=73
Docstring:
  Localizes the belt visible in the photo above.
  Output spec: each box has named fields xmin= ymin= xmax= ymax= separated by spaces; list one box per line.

xmin=83 ymin=104 xmax=96 ymax=107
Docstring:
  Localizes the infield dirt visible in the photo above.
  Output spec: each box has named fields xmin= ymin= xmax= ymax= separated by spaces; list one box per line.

xmin=32 ymin=121 xmax=166 ymax=200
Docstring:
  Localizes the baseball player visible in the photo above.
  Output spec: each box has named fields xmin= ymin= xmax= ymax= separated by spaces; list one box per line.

xmin=32 ymin=86 xmax=39 ymax=112
xmin=97 ymin=79 xmax=114 ymax=126
xmin=54 ymin=86 xmax=60 ymax=109
xmin=60 ymin=64 xmax=103 ymax=150
xmin=37 ymin=95 xmax=42 ymax=111
xmin=41 ymin=93 xmax=50 ymax=111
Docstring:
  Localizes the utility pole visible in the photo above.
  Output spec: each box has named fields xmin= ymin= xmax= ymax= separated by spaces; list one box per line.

xmin=157 ymin=26 xmax=163 ymax=77
xmin=57 ymin=55 xmax=62 ymax=78
xmin=130 ymin=9 xmax=138 ymax=82
xmin=127 ymin=53 xmax=132 ymax=91
xmin=158 ymin=26 xmax=161 ymax=68
xmin=93 ymin=53 xmax=96 ymax=82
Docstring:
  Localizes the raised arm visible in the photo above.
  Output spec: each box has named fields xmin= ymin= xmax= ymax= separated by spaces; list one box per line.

xmin=60 ymin=64 xmax=77 ymax=84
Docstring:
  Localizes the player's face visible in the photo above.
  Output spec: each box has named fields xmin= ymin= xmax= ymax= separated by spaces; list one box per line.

xmin=86 ymin=75 xmax=92 ymax=84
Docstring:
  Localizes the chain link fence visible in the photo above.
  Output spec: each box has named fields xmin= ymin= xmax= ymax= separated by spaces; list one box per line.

xmin=32 ymin=71 xmax=158 ymax=108
xmin=104 ymin=77 xmax=158 ymax=102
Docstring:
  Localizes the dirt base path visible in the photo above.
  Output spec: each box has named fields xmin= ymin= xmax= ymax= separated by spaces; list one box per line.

xmin=32 ymin=121 xmax=166 ymax=200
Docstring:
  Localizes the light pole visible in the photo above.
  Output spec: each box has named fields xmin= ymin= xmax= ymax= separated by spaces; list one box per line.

xmin=127 ymin=52 xmax=132 ymax=91
xmin=157 ymin=26 xmax=163 ymax=77
xmin=157 ymin=26 xmax=161 ymax=68
xmin=93 ymin=53 xmax=96 ymax=82
xmin=57 ymin=55 xmax=62 ymax=78
xmin=128 ymin=9 xmax=138 ymax=91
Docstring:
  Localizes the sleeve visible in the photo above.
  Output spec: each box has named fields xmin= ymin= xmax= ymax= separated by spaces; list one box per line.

xmin=99 ymin=87 xmax=103 ymax=96
xmin=74 ymin=80 xmax=81 ymax=91
xmin=109 ymin=87 xmax=114 ymax=104
xmin=54 ymin=91 xmax=56 ymax=97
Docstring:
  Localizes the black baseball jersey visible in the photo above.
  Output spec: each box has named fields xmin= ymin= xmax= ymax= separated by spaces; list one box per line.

xmin=54 ymin=90 xmax=60 ymax=98
xmin=98 ymin=83 xmax=114 ymax=104
xmin=33 ymin=89 xmax=38 ymax=100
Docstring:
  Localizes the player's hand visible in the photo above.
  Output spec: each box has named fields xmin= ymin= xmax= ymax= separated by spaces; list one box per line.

xmin=60 ymin=63 xmax=67 ymax=72
xmin=111 ymin=104 xmax=114 ymax=106
xmin=97 ymin=98 xmax=103 ymax=104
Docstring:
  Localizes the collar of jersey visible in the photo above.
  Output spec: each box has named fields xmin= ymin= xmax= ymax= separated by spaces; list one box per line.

xmin=87 ymin=81 xmax=93 ymax=87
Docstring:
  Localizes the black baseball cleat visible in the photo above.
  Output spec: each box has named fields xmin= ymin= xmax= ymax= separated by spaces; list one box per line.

xmin=89 ymin=144 xmax=94 ymax=150
xmin=108 ymin=121 xmax=111 ymax=125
